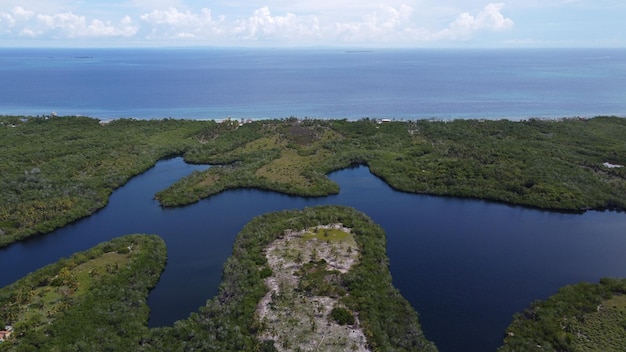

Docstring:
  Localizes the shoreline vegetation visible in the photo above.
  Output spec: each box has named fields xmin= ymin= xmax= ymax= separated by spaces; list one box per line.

xmin=0 ymin=234 xmax=167 ymax=351
xmin=499 ymin=278 xmax=626 ymax=352
xmin=0 ymin=206 xmax=438 ymax=351
xmin=1 ymin=115 xmax=625 ymax=350
xmin=1 ymin=115 xmax=625 ymax=248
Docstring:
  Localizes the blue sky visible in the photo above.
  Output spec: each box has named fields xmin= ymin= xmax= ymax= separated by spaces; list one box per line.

xmin=0 ymin=1 xmax=623 ymax=47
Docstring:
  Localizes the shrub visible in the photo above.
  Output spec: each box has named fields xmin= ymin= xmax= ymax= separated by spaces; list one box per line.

xmin=330 ymin=307 xmax=355 ymax=326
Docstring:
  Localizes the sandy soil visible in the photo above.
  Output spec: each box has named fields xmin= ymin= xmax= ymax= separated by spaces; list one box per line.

xmin=256 ymin=224 xmax=370 ymax=351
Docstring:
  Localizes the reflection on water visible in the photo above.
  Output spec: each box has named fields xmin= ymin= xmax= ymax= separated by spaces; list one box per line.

xmin=1 ymin=158 xmax=625 ymax=352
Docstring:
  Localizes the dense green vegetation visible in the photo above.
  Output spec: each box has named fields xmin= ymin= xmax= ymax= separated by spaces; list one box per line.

xmin=499 ymin=278 xmax=626 ymax=352
xmin=155 ymin=118 xmax=343 ymax=206
xmin=0 ymin=234 xmax=166 ymax=351
xmin=0 ymin=206 xmax=436 ymax=351
xmin=159 ymin=116 xmax=626 ymax=212
xmin=0 ymin=115 xmax=209 ymax=247
xmin=331 ymin=307 xmax=356 ymax=326
xmin=2 ymin=115 xmax=625 ymax=248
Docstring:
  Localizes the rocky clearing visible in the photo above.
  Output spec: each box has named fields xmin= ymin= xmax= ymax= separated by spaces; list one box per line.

xmin=256 ymin=224 xmax=370 ymax=351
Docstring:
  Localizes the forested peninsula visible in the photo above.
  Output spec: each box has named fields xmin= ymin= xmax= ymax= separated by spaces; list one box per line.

xmin=0 ymin=206 xmax=438 ymax=351
xmin=1 ymin=115 xmax=625 ymax=247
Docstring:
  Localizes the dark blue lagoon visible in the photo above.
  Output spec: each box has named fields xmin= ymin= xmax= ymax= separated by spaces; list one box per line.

xmin=2 ymin=158 xmax=626 ymax=352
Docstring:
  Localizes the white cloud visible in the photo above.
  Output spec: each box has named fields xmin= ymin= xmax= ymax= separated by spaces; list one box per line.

xmin=131 ymin=0 xmax=186 ymax=11
xmin=0 ymin=2 xmax=515 ymax=45
xmin=12 ymin=6 xmax=35 ymax=20
xmin=453 ymin=3 xmax=514 ymax=31
xmin=87 ymin=16 xmax=138 ymax=37
xmin=232 ymin=6 xmax=320 ymax=40
xmin=0 ymin=6 xmax=34 ymax=29
xmin=35 ymin=12 xmax=138 ymax=38
xmin=332 ymin=2 xmax=513 ymax=43
xmin=435 ymin=3 xmax=514 ymax=40
xmin=139 ymin=7 xmax=224 ymax=39
xmin=0 ymin=12 xmax=15 ymax=29
xmin=334 ymin=5 xmax=415 ymax=42
xmin=1 ymin=6 xmax=138 ymax=38
xmin=140 ymin=7 xmax=212 ymax=26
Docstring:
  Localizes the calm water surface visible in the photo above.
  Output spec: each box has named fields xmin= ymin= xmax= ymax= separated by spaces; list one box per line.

xmin=1 ymin=48 xmax=625 ymax=120
xmin=2 ymin=158 xmax=626 ymax=352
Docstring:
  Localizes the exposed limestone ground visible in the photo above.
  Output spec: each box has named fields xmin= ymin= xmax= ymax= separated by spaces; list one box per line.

xmin=256 ymin=224 xmax=370 ymax=351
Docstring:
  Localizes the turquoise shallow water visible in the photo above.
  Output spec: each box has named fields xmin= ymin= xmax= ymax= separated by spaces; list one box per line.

xmin=1 ymin=48 xmax=625 ymax=120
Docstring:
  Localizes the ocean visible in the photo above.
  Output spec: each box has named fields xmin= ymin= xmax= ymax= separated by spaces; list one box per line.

xmin=1 ymin=47 xmax=625 ymax=120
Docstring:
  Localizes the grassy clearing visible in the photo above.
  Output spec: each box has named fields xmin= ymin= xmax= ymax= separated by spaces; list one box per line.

xmin=256 ymin=149 xmax=313 ymax=185
xmin=571 ymin=295 xmax=626 ymax=351
xmin=302 ymin=227 xmax=356 ymax=244
xmin=256 ymin=149 xmax=332 ymax=187
xmin=7 ymin=251 xmax=132 ymax=334
xmin=241 ymin=136 xmax=284 ymax=152
xmin=195 ymin=172 xmax=221 ymax=188
xmin=604 ymin=294 xmax=626 ymax=311
xmin=72 ymin=252 xmax=131 ymax=291
xmin=253 ymin=128 xmax=336 ymax=187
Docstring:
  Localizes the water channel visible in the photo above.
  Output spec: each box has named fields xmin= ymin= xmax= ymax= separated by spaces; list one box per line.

xmin=2 ymin=157 xmax=625 ymax=352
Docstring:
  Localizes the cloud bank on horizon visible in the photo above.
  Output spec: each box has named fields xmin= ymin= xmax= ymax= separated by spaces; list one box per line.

xmin=0 ymin=1 xmax=623 ymax=47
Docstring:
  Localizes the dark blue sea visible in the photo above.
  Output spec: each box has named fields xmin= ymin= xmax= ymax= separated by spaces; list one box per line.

xmin=1 ymin=48 xmax=625 ymax=120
